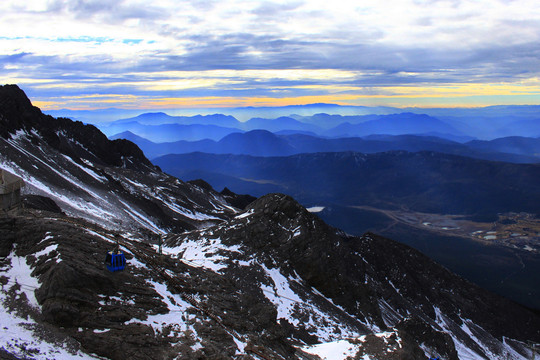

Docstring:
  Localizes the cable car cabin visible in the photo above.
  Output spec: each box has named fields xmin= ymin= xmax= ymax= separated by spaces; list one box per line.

xmin=105 ymin=250 xmax=126 ymax=272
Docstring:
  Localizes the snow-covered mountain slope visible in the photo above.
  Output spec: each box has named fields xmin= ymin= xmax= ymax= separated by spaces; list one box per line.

xmin=0 ymin=85 xmax=237 ymax=233
xmin=2 ymin=198 xmax=537 ymax=360
xmin=1 ymin=85 xmax=539 ymax=360
xmin=166 ymin=194 xmax=540 ymax=360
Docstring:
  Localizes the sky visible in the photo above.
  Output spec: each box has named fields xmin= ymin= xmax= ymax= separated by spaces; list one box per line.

xmin=1 ymin=0 xmax=540 ymax=110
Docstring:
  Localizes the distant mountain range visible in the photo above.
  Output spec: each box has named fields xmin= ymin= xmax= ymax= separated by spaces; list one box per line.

xmin=47 ymin=103 xmax=540 ymax=127
xmin=103 ymin=111 xmax=468 ymax=141
xmin=113 ymin=112 xmax=242 ymax=127
xmin=322 ymin=112 xmax=464 ymax=137
xmin=241 ymin=116 xmax=323 ymax=133
xmin=101 ymin=121 xmax=243 ymax=142
xmin=112 ymin=129 xmax=540 ymax=163
xmin=153 ymin=151 xmax=540 ymax=216
xmin=93 ymin=107 xmax=540 ymax=148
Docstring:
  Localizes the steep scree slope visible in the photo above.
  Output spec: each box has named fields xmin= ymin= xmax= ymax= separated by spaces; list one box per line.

xmin=166 ymin=194 xmax=540 ymax=360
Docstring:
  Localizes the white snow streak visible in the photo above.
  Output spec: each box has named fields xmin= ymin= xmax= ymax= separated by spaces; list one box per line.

xmin=164 ymin=237 xmax=241 ymax=272
xmin=0 ymin=252 xmax=100 ymax=359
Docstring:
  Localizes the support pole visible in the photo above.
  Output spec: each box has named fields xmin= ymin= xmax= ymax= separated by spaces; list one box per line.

xmin=529 ymin=341 xmax=539 ymax=360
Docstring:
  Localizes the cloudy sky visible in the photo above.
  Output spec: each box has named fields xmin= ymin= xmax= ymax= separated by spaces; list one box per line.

xmin=1 ymin=0 xmax=539 ymax=110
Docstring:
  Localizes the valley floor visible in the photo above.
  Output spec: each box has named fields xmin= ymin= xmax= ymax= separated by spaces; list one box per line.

xmin=348 ymin=206 xmax=540 ymax=254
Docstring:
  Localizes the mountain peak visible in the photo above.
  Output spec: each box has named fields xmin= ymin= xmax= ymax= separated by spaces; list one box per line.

xmin=0 ymin=84 xmax=154 ymax=170
xmin=247 ymin=193 xmax=310 ymax=220
xmin=0 ymin=84 xmax=43 ymax=137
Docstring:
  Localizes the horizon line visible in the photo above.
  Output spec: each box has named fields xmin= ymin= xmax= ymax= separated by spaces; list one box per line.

xmin=38 ymin=102 xmax=540 ymax=112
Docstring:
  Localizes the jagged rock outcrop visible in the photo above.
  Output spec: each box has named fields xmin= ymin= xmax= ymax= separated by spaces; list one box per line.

xmin=0 ymin=85 xmax=239 ymax=233
xmin=23 ymin=195 xmax=63 ymax=214
xmin=0 ymin=84 xmax=153 ymax=171
xmin=167 ymin=193 xmax=540 ymax=359
xmin=0 ymin=213 xmax=299 ymax=359
xmin=220 ymin=187 xmax=257 ymax=210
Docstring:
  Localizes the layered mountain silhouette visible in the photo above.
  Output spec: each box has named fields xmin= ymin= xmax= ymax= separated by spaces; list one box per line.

xmin=117 ymin=128 xmax=540 ymax=163
xmin=322 ymin=112 xmax=463 ymax=137
xmin=102 ymin=121 xmax=243 ymax=142
xmin=113 ymin=112 xmax=241 ymax=127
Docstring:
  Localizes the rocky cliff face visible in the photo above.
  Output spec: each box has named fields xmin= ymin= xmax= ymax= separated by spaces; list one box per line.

xmin=166 ymin=193 xmax=539 ymax=359
xmin=0 ymin=84 xmax=152 ymax=170
xmin=1 ymin=85 xmax=539 ymax=360
xmin=0 ymin=84 xmax=237 ymax=233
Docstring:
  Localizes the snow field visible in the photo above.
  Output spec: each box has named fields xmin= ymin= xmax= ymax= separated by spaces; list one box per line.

xmin=0 ymin=251 xmax=101 ymax=359
xmin=432 ymin=306 xmax=528 ymax=360
xmin=301 ymin=331 xmax=401 ymax=360
xmin=259 ymin=264 xmax=363 ymax=342
xmin=164 ymin=237 xmax=242 ymax=272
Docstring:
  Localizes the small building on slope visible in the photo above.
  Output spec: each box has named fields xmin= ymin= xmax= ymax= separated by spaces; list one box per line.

xmin=1 ymin=168 xmax=24 ymax=215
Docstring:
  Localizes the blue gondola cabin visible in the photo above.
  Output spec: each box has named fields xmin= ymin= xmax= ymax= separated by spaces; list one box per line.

xmin=105 ymin=250 xmax=126 ymax=272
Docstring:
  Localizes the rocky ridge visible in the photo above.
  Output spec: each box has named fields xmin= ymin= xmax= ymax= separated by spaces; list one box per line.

xmin=166 ymin=193 xmax=540 ymax=359
xmin=0 ymin=85 xmax=237 ymax=233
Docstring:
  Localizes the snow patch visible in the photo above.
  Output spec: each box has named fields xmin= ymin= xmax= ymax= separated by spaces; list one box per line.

xmin=34 ymin=244 xmax=59 ymax=260
xmin=164 ymin=237 xmax=241 ymax=272
xmin=10 ymin=129 xmax=27 ymax=140
xmin=61 ymin=154 xmax=107 ymax=182
xmin=301 ymin=331 xmax=401 ymax=360
xmin=235 ymin=210 xmax=254 ymax=219
xmin=3 ymin=254 xmax=40 ymax=307
xmin=126 ymin=277 xmax=192 ymax=335
xmin=301 ymin=338 xmax=359 ymax=359
xmin=0 ymin=252 xmax=100 ymax=359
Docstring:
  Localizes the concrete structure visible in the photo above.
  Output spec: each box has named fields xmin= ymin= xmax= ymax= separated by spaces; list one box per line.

xmin=1 ymin=168 xmax=24 ymax=215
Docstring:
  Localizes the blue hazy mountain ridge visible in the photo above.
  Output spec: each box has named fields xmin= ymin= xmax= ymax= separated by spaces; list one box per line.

xmin=467 ymin=136 xmax=540 ymax=157
xmin=410 ymin=132 xmax=475 ymax=143
xmin=216 ymin=130 xmax=296 ymax=156
xmin=114 ymin=129 xmax=540 ymax=163
xmin=497 ymin=118 xmax=540 ymax=138
xmin=104 ymin=112 xmax=460 ymax=138
xmin=300 ymin=110 xmax=540 ymax=139
xmin=46 ymin=103 xmax=540 ymax=134
xmin=323 ymin=113 xmax=464 ymax=138
xmin=100 ymin=121 xmax=244 ymax=142
xmin=45 ymin=103 xmax=399 ymax=124
xmin=111 ymin=130 xmax=297 ymax=158
xmin=406 ymin=104 xmax=540 ymax=118
xmin=91 ymin=106 xmax=540 ymax=142
xmin=112 ymin=112 xmax=242 ymax=127
xmin=292 ymin=113 xmax=382 ymax=130
xmin=240 ymin=116 xmax=323 ymax=133
xmin=274 ymin=129 xmax=319 ymax=136
xmin=224 ymin=103 xmax=400 ymax=121
xmin=153 ymin=151 xmax=540 ymax=216
xmin=108 ymin=131 xmax=217 ymax=159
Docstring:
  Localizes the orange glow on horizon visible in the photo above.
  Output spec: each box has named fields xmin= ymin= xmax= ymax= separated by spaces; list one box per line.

xmin=32 ymin=80 xmax=540 ymax=111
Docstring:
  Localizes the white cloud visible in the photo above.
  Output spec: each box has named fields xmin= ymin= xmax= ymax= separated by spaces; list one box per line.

xmin=1 ymin=0 xmax=539 ymax=107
